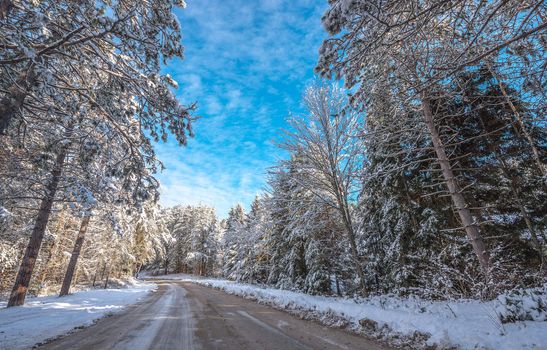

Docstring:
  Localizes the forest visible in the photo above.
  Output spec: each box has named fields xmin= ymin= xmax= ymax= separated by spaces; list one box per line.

xmin=152 ymin=1 xmax=547 ymax=301
xmin=1 ymin=0 xmax=545 ymax=313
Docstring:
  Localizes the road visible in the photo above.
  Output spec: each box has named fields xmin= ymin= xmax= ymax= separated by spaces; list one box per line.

xmin=40 ymin=280 xmax=391 ymax=350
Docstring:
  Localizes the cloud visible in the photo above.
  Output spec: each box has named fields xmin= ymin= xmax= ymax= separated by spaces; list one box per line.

xmin=155 ymin=0 xmax=328 ymax=217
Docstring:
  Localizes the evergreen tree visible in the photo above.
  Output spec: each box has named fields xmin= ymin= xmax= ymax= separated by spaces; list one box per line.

xmin=222 ymin=204 xmax=247 ymax=279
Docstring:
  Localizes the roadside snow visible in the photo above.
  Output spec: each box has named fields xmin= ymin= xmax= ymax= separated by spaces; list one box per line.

xmin=0 ymin=279 xmax=156 ymax=350
xmin=152 ymin=273 xmax=547 ymax=350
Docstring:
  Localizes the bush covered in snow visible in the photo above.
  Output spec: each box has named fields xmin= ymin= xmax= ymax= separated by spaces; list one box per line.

xmin=157 ymin=274 xmax=547 ymax=350
xmin=495 ymin=285 xmax=547 ymax=323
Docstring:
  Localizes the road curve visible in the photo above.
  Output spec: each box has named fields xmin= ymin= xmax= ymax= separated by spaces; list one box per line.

xmin=40 ymin=280 xmax=391 ymax=350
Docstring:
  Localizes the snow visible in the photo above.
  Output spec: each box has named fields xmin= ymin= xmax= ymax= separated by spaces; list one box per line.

xmin=0 ymin=207 xmax=12 ymax=220
xmin=0 ymin=279 xmax=156 ymax=350
xmin=151 ymin=273 xmax=547 ymax=350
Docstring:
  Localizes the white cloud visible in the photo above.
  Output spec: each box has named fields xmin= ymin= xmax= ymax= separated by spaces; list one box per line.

xmin=156 ymin=0 xmax=328 ymax=217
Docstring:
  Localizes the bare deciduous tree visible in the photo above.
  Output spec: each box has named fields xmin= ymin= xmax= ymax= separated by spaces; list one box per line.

xmin=282 ymin=82 xmax=367 ymax=294
xmin=317 ymin=0 xmax=546 ymax=276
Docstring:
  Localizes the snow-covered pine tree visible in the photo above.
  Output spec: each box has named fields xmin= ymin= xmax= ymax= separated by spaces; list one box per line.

xmin=263 ymin=152 xmax=349 ymax=295
xmin=159 ymin=205 xmax=219 ymax=276
xmin=222 ymin=204 xmax=247 ymax=280
xmin=1 ymin=0 xmax=195 ymax=306
xmin=281 ymin=82 xmax=366 ymax=294
xmin=316 ymin=0 xmax=546 ymax=287
xmin=357 ymin=67 xmax=546 ymax=298
xmin=237 ymin=196 xmax=270 ymax=284
xmin=265 ymin=156 xmax=308 ymax=291
xmin=0 ymin=0 xmax=193 ymax=142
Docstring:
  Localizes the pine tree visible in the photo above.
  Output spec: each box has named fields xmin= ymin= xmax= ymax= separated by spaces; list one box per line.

xmin=223 ymin=204 xmax=247 ymax=280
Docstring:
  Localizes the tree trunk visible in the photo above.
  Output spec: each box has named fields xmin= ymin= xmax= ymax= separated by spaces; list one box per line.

xmin=346 ymin=220 xmax=367 ymax=294
xmin=36 ymin=207 xmax=68 ymax=292
xmin=59 ymin=213 xmax=91 ymax=296
xmin=35 ymin=241 xmax=55 ymax=294
xmin=0 ymin=0 xmax=14 ymax=19
xmin=328 ymin=158 xmax=367 ymax=294
xmin=475 ymin=116 xmax=545 ymax=265
xmin=0 ymin=64 xmax=37 ymax=134
xmin=92 ymin=261 xmax=101 ymax=287
xmin=99 ymin=262 xmax=107 ymax=280
xmin=338 ymin=201 xmax=367 ymax=295
xmin=7 ymin=148 xmax=67 ymax=307
xmin=135 ymin=263 xmax=141 ymax=278
xmin=103 ymin=267 xmax=110 ymax=289
xmin=421 ymin=97 xmax=491 ymax=273
xmin=334 ymin=273 xmax=341 ymax=296
xmin=486 ymin=65 xmax=546 ymax=177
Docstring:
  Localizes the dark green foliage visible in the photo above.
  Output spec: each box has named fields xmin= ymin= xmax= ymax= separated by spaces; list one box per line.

xmin=358 ymin=68 xmax=546 ymax=298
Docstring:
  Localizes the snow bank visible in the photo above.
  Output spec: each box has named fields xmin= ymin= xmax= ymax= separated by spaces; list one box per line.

xmin=0 ymin=279 xmax=156 ymax=349
xmin=155 ymin=273 xmax=546 ymax=350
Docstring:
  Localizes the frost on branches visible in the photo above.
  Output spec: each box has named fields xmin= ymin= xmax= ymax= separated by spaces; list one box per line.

xmin=0 ymin=0 xmax=194 ymax=306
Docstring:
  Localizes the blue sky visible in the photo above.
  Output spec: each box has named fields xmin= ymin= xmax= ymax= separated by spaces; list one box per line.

xmin=155 ymin=0 xmax=329 ymax=217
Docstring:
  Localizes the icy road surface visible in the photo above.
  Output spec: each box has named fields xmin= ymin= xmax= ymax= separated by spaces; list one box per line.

xmin=39 ymin=280 xmax=391 ymax=350
xmin=0 ymin=280 xmax=154 ymax=349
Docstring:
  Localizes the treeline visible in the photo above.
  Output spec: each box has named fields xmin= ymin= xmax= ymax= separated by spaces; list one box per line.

xmin=224 ymin=79 xmax=545 ymax=300
xmin=0 ymin=0 xmax=192 ymax=306
xmin=159 ymin=0 xmax=546 ymax=299
xmin=159 ymin=205 xmax=222 ymax=276
xmin=159 ymin=79 xmax=546 ymax=299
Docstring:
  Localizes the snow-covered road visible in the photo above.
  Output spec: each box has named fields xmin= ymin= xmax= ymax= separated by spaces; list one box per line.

xmin=0 ymin=281 xmax=155 ymax=349
xmin=38 ymin=280 xmax=391 ymax=350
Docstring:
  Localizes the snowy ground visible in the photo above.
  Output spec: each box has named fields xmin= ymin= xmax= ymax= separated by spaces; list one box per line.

xmin=0 ymin=279 xmax=156 ymax=350
xmin=150 ymin=273 xmax=547 ymax=350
